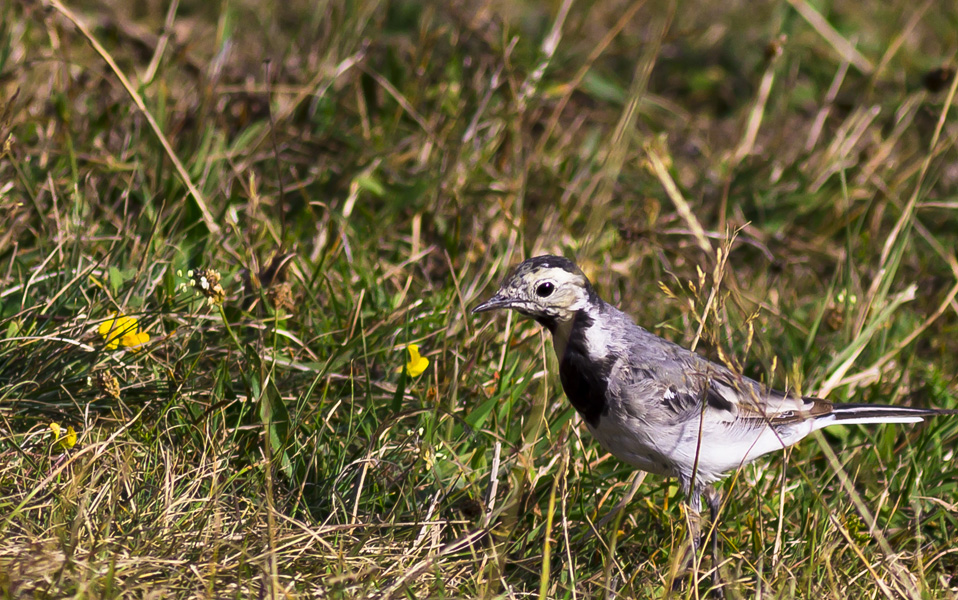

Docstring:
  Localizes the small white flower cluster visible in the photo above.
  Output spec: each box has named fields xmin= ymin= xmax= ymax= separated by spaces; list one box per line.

xmin=177 ymin=268 xmax=226 ymax=306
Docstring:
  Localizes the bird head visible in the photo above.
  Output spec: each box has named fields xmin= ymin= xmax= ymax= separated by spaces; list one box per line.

xmin=473 ymin=255 xmax=595 ymax=329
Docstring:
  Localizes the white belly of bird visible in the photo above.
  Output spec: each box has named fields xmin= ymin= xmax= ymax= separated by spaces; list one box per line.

xmin=586 ymin=411 xmax=816 ymax=484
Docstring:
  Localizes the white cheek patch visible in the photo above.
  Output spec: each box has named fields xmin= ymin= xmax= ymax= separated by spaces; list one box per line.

xmin=538 ymin=269 xmax=588 ymax=305
xmin=566 ymin=293 xmax=589 ymax=312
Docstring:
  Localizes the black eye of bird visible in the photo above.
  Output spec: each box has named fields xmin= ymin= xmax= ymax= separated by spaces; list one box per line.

xmin=536 ymin=282 xmax=555 ymax=297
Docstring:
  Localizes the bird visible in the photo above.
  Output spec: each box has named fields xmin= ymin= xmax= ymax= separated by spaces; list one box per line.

xmin=473 ymin=254 xmax=956 ymax=592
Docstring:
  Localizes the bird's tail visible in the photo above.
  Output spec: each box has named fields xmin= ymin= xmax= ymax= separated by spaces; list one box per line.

xmin=819 ymin=403 xmax=958 ymax=428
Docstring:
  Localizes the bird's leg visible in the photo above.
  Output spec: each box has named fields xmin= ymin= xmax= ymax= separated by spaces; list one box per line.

xmin=672 ymin=488 xmax=725 ymax=597
xmin=688 ymin=503 xmax=704 ymax=555
xmin=687 ymin=490 xmax=703 ymax=547
xmin=672 ymin=493 xmax=704 ymax=592
xmin=704 ymin=485 xmax=724 ymax=598
xmin=689 ymin=506 xmax=704 ymax=591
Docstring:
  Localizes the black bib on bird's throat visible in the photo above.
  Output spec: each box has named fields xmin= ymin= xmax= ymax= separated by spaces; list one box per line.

xmin=557 ymin=310 xmax=614 ymax=427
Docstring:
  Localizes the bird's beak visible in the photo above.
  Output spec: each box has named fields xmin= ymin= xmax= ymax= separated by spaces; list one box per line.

xmin=472 ymin=292 xmax=512 ymax=313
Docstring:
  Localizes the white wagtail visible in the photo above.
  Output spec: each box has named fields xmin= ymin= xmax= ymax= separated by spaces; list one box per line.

xmin=474 ymin=255 xmax=956 ymax=588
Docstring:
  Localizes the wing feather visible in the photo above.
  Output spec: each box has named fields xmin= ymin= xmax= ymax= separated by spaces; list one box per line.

xmin=612 ymin=326 xmax=833 ymax=428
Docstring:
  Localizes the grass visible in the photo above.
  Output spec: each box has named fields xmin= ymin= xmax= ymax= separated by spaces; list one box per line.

xmin=1 ymin=0 xmax=958 ymax=597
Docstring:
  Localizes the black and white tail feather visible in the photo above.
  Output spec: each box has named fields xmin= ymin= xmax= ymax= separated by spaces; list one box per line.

xmin=823 ymin=403 xmax=958 ymax=427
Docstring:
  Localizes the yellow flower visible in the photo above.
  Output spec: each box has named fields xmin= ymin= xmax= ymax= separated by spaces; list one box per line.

xmin=122 ymin=330 xmax=151 ymax=351
xmin=403 ymin=344 xmax=429 ymax=377
xmin=98 ymin=314 xmax=137 ymax=349
xmin=98 ymin=314 xmax=150 ymax=351
xmin=49 ymin=423 xmax=77 ymax=450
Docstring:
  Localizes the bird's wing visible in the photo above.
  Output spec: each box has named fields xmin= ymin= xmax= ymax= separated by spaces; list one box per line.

xmin=616 ymin=329 xmax=832 ymax=427
xmin=702 ymin=370 xmax=832 ymax=425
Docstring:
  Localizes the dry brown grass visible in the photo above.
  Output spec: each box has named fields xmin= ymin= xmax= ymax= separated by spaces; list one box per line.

xmin=2 ymin=0 xmax=958 ymax=598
